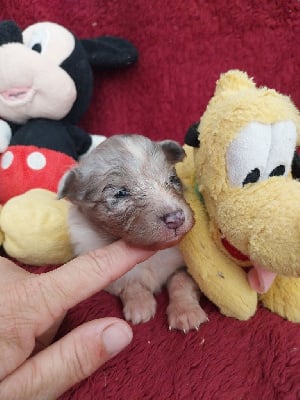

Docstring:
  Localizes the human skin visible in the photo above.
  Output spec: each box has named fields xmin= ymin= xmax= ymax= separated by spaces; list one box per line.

xmin=0 ymin=240 xmax=154 ymax=400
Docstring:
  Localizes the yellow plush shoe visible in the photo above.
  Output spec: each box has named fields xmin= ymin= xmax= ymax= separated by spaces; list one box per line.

xmin=0 ymin=188 xmax=74 ymax=266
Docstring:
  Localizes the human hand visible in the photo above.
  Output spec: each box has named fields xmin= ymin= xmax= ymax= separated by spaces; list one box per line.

xmin=0 ymin=240 xmax=154 ymax=400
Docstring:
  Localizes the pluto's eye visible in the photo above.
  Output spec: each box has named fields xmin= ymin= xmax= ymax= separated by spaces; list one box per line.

xmin=114 ymin=187 xmax=130 ymax=199
xmin=269 ymin=165 xmax=285 ymax=177
xmin=242 ymin=168 xmax=260 ymax=186
xmin=31 ymin=43 xmax=42 ymax=53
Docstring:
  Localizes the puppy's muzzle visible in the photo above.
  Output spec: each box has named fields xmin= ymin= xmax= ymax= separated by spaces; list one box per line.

xmin=161 ymin=209 xmax=185 ymax=230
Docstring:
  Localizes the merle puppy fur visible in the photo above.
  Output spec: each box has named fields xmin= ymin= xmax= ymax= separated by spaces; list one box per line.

xmin=58 ymin=134 xmax=207 ymax=331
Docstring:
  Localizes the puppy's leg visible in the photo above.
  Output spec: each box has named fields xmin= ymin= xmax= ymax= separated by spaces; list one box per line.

xmin=120 ymin=281 xmax=157 ymax=324
xmin=167 ymin=269 xmax=208 ymax=333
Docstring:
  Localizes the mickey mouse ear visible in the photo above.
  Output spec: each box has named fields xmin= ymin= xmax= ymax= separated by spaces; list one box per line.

xmin=80 ymin=36 xmax=138 ymax=68
xmin=0 ymin=20 xmax=23 ymax=46
xmin=185 ymin=122 xmax=200 ymax=147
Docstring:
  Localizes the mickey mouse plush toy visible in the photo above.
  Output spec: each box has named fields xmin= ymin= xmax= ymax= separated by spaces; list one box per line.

xmin=0 ymin=20 xmax=138 ymax=265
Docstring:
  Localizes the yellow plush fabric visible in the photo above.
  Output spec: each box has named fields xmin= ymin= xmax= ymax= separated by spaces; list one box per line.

xmin=177 ymin=147 xmax=257 ymax=320
xmin=260 ymin=276 xmax=300 ymax=323
xmin=177 ymin=70 xmax=300 ymax=322
xmin=0 ymin=189 xmax=73 ymax=265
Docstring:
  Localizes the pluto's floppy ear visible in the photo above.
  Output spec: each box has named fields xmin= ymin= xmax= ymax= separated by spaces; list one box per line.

xmin=81 ymin=36 xmax=138 ymax=69
xmin=159 ymin=140 xmax=186 ymax=163
xmin=185 ymin=122 xmax=200 ymax=148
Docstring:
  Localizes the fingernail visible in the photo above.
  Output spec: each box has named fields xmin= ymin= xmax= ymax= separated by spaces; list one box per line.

xmin=102 ymin=323 xmax=133 ymax=356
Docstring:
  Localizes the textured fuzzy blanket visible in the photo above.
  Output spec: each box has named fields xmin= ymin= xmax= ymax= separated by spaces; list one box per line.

xmin=1 ymin=1 xmax=300 ymax=399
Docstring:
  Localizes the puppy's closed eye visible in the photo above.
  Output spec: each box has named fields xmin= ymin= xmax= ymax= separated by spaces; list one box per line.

xmin=113 ymin=187 xmax=130 ymax=199
xmin=102 ymin=185 xmax=131 ymax=207
xmin=103 ymin=185 xmax=130 ymax=199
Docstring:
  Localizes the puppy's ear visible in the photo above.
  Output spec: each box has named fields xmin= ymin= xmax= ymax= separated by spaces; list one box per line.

xmin=159 ymin=140 xmax=186 ymax=163
xmin=57 ymin=168 xmax=82 ymax=200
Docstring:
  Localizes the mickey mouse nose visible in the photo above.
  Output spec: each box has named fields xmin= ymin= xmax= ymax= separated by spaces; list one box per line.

xmin=161 ymin=209 xmax=185 ymax=229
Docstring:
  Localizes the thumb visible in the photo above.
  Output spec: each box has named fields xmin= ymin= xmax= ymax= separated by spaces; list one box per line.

xmin=0 ymin=318 xmax=132 ymax=400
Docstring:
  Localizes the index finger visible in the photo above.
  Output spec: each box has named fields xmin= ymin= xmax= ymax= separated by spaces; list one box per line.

xmin=37 ymin=240 xmax=155 ymax=317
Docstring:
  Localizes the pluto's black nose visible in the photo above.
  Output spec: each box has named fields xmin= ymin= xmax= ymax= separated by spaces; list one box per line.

xmin=161 ymin=209 xmax=185 ymax=229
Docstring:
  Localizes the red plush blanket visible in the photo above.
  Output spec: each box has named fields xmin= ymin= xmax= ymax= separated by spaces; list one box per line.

xmin=1 ymin=1 xmax=300 ymax=399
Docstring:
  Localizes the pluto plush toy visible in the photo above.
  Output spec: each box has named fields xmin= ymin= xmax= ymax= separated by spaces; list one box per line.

xmin=0 ymin=20 xmax=138 ymax=265
xmin=177 ymin=70 xmax=300 ymax=322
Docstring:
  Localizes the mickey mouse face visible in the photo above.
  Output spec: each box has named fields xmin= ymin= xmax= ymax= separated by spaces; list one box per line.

xmin=23 ymin=22 xmax=76 ymax=66
xmin=0 ymin=21 xmax=77 ymax=124
xmin=226 ymin=120 xmax=297 ymax=187
xmin=0 ymin=21 xmax=138 ymax=126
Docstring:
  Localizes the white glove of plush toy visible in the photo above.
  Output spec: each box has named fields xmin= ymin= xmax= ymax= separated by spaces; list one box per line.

xmin=81 ymin=134 xmax=107 ymax=158
xmin=0 ymin=120 xmax=12 ymax=152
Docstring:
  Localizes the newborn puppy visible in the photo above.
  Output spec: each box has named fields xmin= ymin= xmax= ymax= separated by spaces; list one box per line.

xmin=58 ymin=134 xmax=207 ymax=332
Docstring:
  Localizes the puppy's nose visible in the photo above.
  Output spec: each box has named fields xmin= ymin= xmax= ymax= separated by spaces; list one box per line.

xmin=161 ymin=209 xmax=185 ymax=229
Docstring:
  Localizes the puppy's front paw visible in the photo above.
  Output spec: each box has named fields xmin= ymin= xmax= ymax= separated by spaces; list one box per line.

xmin=123 ymin=293 xmax=157 ymax=325
xmin=167 ymin=302 xmax=208 ymax=333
